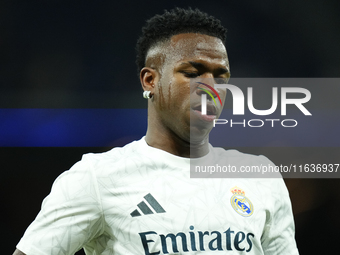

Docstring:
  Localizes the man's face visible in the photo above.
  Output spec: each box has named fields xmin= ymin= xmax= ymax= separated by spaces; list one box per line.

xmin=153 ymin=33 xmax=230 ymax=143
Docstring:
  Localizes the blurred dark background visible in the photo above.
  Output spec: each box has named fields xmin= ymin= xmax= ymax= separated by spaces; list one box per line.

xmin=1 ymin=0 xmax=339 ymax=254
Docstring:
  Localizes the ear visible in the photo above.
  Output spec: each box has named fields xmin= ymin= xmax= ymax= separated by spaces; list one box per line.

xmin=140 ymin=67 xmax=159 ymax=94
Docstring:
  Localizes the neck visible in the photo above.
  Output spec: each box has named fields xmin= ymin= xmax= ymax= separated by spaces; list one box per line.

xmin=145 ymin=125 xmax=210 ymax=158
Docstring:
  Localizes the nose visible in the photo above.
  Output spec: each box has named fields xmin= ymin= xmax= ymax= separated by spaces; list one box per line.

xmin=195 ymin=81 xmax=223 ymax=106
xmin=195 ymin=80 xmax=217 ymax=97
xmin=196 ymin=83 xmax=216 ymax=97
xmin=195 ymin=75 xmax=215 ymax=96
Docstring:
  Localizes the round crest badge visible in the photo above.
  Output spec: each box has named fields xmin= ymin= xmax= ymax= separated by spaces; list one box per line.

xmin=230 ymin=186 xmax=254 ymax=217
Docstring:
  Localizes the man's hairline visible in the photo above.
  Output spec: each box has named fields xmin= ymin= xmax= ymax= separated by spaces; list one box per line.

xmin=144 ymin=32 xmax=226 ymax=72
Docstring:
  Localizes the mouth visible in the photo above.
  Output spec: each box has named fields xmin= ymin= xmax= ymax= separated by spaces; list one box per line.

xmin=191 ymin=103 xmax=217 ymax=122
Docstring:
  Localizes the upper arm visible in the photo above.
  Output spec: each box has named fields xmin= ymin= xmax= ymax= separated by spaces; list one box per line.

xmin=261 ymin=179 xmax=299 ymax=254
xmin=15 ymin=158 xmax=104 ymax=254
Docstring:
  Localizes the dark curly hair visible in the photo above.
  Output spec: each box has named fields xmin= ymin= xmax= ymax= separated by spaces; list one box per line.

xmin=136 ymin=7 xmax=227 ymax=74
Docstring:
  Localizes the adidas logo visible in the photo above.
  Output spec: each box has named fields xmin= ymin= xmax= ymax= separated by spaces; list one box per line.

xmin=130 ymin=193 xmax=166 ymax=217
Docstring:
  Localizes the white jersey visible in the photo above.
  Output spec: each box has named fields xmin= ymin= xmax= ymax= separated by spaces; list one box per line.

xmin=17 ymin=137 xmax=299 ymax=255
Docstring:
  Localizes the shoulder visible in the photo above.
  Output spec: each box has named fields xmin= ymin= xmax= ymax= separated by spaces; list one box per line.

xmin=210 ymin=146 xmax=276 ymax=168
xmin=43 ymin=139 xmax=144 ymax=205
xmin=207 ymin=146 xmax=281 ymax=178
xmin=69 ymin=138 xmax=145 ymax=178
xmin=81 ymin=139 xmax=141 ymax=166
xmin=210 ymin=146 xmax=265 ymax=161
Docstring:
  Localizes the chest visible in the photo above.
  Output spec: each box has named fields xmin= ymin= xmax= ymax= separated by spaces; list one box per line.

xmin=96 ymin=165 xmax=270 ymax=254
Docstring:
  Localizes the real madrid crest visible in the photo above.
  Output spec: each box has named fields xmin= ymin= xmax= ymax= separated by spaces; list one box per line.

xmin=230 ymin=186 xmax=254 ymax=217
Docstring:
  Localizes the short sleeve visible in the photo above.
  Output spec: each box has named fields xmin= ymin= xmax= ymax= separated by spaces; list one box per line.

xmin=261 ymin=179 xmax=299 ymax=255
xmin=16 ymin=156 xmax=104 ymax=255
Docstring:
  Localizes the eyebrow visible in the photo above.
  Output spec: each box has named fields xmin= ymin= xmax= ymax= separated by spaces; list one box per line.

xmin=181 ymin=61 xmax=230 ymax=74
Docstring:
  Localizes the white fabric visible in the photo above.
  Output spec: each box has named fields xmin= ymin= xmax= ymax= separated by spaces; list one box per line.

xmin=17 ymin=137 xmax=299 ymax=254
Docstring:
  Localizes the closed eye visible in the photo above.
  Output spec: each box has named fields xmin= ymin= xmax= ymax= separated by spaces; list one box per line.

xmin=181 ymin=71 xmax=199 ymax=78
